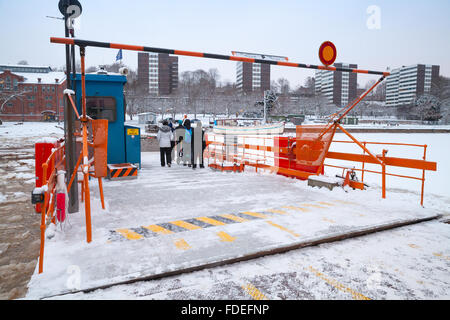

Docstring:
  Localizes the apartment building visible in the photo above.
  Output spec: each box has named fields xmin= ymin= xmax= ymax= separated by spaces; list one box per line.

xmin=385 ymin=64 xmax=440 ymax=107
xmin=137 ymin=52 xmax=178 ymax=95
xmin=315 ymin=62 xmax=358 ymax=107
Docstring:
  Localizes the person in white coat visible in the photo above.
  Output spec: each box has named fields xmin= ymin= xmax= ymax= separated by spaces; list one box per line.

xmin=157 ymin=120 xmax=174 ymax=167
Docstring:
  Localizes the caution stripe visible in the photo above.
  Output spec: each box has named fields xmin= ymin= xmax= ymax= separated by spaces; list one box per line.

xmin=169 ymin=220 xmax=202 ymax=231
xmin=195 ymin=216 xmax=226 ymax=226
xmin=218 ymin=214 xmax=249 ymax=223
xmin=50 ymin=37 xmax=390 ymax=76
xmin=110 ymin=167 xmax=137 ymax=178
xmin=143 ymin=224 xmax=174 ymax=235
xmin=241 ymin=283 xmax=269 ymax=300
xmin=239 ymin=211 xmax=268 ymax=219
xmin=116 ymin=228 xmax=143 ymax=240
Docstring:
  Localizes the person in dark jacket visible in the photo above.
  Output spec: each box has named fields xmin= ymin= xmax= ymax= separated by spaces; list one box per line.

xmin=191 ymin=121 xmax=205 ymax=169
xmin=157 ymin=120 xmax=174 ymax=167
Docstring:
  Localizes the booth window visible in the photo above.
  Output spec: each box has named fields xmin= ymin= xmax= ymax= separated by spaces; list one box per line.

xmin=86 ymin=96 xmax=117 ymax=122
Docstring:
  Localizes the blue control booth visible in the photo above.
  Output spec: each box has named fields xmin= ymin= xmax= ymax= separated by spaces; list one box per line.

xmin=74 ymin=72 xmax=141 ymax=169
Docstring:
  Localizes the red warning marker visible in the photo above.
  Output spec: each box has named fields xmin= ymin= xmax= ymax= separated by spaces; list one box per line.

xmin=318 ymin=41 xmax=337 ymax=66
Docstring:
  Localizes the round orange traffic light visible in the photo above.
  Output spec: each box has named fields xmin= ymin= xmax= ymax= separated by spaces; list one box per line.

xmin=318 ymin=41 xmax=337 ymax=66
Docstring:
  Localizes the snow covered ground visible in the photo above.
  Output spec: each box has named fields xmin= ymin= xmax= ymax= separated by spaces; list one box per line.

xmin=1 ymin=122 xmax=449 ymax=300
xmin=24 ymin=152 xmax=447 ymax=299
xmin=49 ymin=220 xmax=450 ymax=300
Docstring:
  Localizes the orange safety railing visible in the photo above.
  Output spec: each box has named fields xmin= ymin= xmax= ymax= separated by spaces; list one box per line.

xmin=324 ymin=139 xmax=431 ymax=206
xmin=204 ymin=129 xmax=437 ymax=206
xmin=38 ymin=142 xmax=65 ymax=274
xmin=38 ymin=67 xmax=108 ymax=273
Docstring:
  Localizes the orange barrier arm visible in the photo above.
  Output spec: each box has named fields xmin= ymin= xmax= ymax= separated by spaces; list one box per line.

xmin=50 ymin=37 xmax=390 ymax=77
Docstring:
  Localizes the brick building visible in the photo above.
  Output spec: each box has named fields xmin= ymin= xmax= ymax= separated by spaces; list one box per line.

xmin=0 ymin=64 xmax=66 ymax=121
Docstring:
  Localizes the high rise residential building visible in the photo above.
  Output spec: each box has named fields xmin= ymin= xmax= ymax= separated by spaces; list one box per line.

xmin=385 ymin=64 xmax=440 ymax=107
xmin=236 ymin=62 xmax=270 ymax=94
xmin=315 ymin=62 xmax=358 ymax=107
xmin=137 ymin=52 xmax=178 ymax=95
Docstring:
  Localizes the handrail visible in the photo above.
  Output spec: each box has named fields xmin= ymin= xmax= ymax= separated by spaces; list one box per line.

xmin=204 ymin=132 xmax=436 ymax=206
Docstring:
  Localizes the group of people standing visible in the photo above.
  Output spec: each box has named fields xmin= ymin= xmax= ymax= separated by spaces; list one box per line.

xmin=156 ymin=117 xmax=206 ymax=169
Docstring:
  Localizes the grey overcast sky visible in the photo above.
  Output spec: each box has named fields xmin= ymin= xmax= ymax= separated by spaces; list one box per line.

xmin=1 ymin=0 xmax=449 ymax=88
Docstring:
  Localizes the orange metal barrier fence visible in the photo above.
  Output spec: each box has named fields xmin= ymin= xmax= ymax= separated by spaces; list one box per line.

xmin=204 ymin=129 xmax=437 ymax=206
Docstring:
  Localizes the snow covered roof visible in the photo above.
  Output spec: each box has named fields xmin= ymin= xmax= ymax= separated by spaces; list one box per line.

xmin=14 ymin=72 xmax=66 ymax=85
xmin=0 ymin=64 xmax=52 ymax=73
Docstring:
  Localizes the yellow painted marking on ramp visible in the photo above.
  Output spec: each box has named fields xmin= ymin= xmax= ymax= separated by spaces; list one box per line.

xmin=282 ymin=206 xmax=310 ymax=212
xmin=408 ymin=244 xmax=420 ymax=249
xmin=318 ymin=201 xmax=335 ymax=206
xmin=241 ymin=211 xmax=268 ymax=219
xmin=116 ymin=229 xmax=143 ymax=240
xmin=196 ymin=216 xmax=226 ymax=226
xmin=301 ymin=203 xmax=327 ymax=209
xmin=217 ymin=231 xmax=236 ymax=242
xmin=266 ymin=221 xmax=300 ymax=237
xmin=332 ymin=200 xmax=355 ymax=205
xmin=306 ymin=266 xmax=371 ymax=300
xmin=219 ymin=214 xmax=248 ymax=223
xmin=143 ymin=224 xmax=174 ymax=235
xmin=170 ymin=220 xmax=202 ymax=230
xmin=266 ymin=209 xmax=289 ymax=215
xmin=433 ymin=252 xmax=450 ymax=260
xmin=241 ymin=283 xmax=269 ymax=300
xmin=174 ymin=238 xmax=191 ymax=250
xmin=322 ymin=218 xmax=336 ymax=224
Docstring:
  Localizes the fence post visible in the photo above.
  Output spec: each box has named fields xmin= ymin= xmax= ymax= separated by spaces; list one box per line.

xmin=420 ymin=145 xmax=427 ymax=206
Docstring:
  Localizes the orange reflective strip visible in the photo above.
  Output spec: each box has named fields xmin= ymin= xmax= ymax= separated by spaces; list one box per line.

xmin=230 ymin=56 xmax=255 ymax=63
xmin=110 ymin=43 xmax=144 ymax=51
xmin=174 ymin=50 xmax=204 ymax=57
xmin=277 ymin=61 xmax=299 ymax=67
xmin=112 ymin=169 xmax=122 ymax=178
xmin=50 ymin=37 xmax=74 ymax=45
xmin=123 ymin=167 xmax=132 ymax=177
xmin=318 ymin=65 xmax=337 ymax=71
